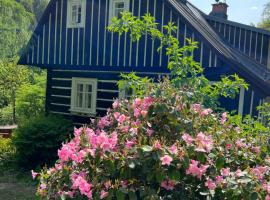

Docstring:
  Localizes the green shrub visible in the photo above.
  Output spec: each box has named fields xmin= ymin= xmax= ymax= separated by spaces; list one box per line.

xmin=0 ymin=137 xmax=16 ymax=169
xmin=12 ymin=115 xmax=73 ymax=170
xmin=0 ymin=105 xmax=13 ymax=125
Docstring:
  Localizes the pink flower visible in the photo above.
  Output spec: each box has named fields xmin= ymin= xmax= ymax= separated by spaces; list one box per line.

xmin=100 ymin=190 xmax=109 ymax=199
xmin=225 ymin=143 xmax=232 ymax=150
xmin=263 ymin=182 xmax=270 ymax=193
xmin=160 ymin=155 xmax=173 ymax=166
xmin=195 ymin=132 xmax=213 ymax=153
xmin=215 ymin=176 xmax=223 ymax=185
xmin=134 ymin=108 xmax=141 ymax=118
xmin=40 ymin=183 xmax=47 ymax=190
xmin=169 ymin=145 xmax=178 ymax=155
xmin=125 ymin=140 xmax=136 ymax=149
xmin=134 ymin=98 xmax=142 ymax=106
xmin=221 ymin=168 xmax=230 ymax=177
xmin=31 ymin=170 xmax=38 ymax=180
xmin=235 ymin=139 xmax=246 ymax=148
xmin=112 ymin=100 xmax=120 ymax=109
xmin=221 ymin=112 xmax=227 ymax=124
xmin=117 ymin=114 xmax=126 ymax=124
xmin=251 ymin=146 xmax=261 ymax=154
xmin=72 ymin=176 xmax=93 ymax=199
xmin=98 ymin=116 xmax=111 ymax=129
xmin=186 ymin=160 xmax=209 ymax=179
xmin=266 ymin=195 xmax=270 ymax=200
xmin=113 ymin=112 xmax=120 ymax=120
xmin=205 ymin=178 xmax=216 ymax=190
xmin=182 ymin=133 xmax=194 ymax=145
xmin=153 ymin=141 xmax=162 ymax=149
xmin=161 ymin=180 xmax=175 ymax=190
xmin=235 ymin=169 xmax=242 ymax=177
xmin=146 ymin=129 xmax=154 ymax=136
xmin=252 ymin=166 xmax=267 ymax=180
xmin=191 ymin=103 xmax=202 ymax=113
xmin=141 ymin=110 xmax=148 ymax=117
xmin=200 ymin=108 xmax=212 ymax=116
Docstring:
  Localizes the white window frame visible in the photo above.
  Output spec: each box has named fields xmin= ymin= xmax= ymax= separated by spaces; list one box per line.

xmin=109 ymin=0 xmax=130 ymax=24
xmin=67 ymin=0 xmax=86 ymax=28
xmin=70 ymin=77 xmax=97 ymax=115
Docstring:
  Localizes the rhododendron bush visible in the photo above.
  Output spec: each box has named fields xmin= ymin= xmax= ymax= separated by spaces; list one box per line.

xmin=35 ymin=92 xmax=270 ymax=199
xmin=34 ymin=13 xmax=270 ymax=199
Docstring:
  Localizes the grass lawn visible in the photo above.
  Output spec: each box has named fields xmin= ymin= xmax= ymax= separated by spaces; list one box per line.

xmin=0 ymin=170 xmax=36 ymax=200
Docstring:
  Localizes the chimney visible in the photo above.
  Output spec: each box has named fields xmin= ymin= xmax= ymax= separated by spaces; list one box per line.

xmin=209 ymin=1 xmax=229 ymax=20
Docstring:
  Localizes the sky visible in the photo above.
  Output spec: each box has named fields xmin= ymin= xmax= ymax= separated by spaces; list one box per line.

xmin=189 ymin=0 xmax=268 ymax=25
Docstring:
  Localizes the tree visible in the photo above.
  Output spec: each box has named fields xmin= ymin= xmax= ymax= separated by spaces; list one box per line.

xmin=258 ymin=2 xmax=270 ymax=30
xmin=0 ymin=0 xmax=34 ymax=59
xmin=0 ymin=59 xmax=29 ymax=123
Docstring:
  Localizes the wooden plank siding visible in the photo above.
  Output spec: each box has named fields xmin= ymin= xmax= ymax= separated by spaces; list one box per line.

xmin=20 ymin=0 xmax=225 ymax=70
xmin=207 ymin=19 xmax=270 ymax=68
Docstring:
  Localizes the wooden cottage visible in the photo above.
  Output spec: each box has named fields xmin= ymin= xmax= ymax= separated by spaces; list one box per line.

xmin=18 ymin=0 xmax=270 ymax=123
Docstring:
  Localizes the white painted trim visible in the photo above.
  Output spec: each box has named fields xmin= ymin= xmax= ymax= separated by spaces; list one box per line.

xmin=42 ymin=25 xmax=45 ymax=64
xmin=249 ymin=90 xmax=254 ymax=116
xmin=209 ymin=50 xmax=212 ymax=67
xmin=65 ymin=18 xmax=68 ymax=65
xmin=71 ymin=28 xmax=74 ymax=65
xmin=98 ymin=89 xmax=119 ymax=93
xmin=52 ymin=78 xmax=72 ymax=81
xmin=136 ymin=0 xmax=141 ymax=67
xmin=71 ymin=77 xmax=98 ymax=114
xmin=89 ymin=0 xmax=94 ymax=65
xmin=200 ymin=42 xmax=204 ymax=66
xmin=238 ymin=87 xmax=245 ymax=116
xmin=98 ymin=80 xmax=118 ymax=83
xmin=77 ymin=28 xmax=80 ymax=65
xmin=239 ymin=28 xmax=241 ymax=50
xmin=249 ymin=31 xmax=252 ymax=57
xmin=218 ymin=23 xmax=221 ymax=32
xmin=54 ymin=1 xmax=58 ymax=64
xmin=48 ymin=13 xmax=51 ymax=64
xmin=52 ymin=86 xmax=71 ymax=90
xmin=151 ymin=0 xmax=157 ymax=67
xmin=103 ymin=0 xmax=108 ymax=66
xmin=228 ymin=25 xmax=231 ymax=42
xmin=97 ymin=0 xmax=101 ymax=65
xmin=159 ymin=1 xmax=164 ymax=67
xmin=59 ymin=0 xmax=63 ymax=64
xmin=37 ymin=35 xmax=40 ymax=63
xmin=233 ymin=26 xmax=236 ymax=47
xmin=66 ymin=0 xmax=86 ymax=28
xmin=117 ymin=34 xmax=121 ymax=66
xmin=223 ymin=24 xmax=226 ymax=37
xmin=255 ymin=32 xmax=258 ymax=60
xmin=243 ymin=29 xmax=246 ymax=53
xmin=214 ymin=54 xmax=217 ymax=67
xmin=52 ymin=95 xmax=71 ymax=99
xmin=260 ymin=35 xmax=264 ymax=63
xmin=97 ymin=98 xmax=114 ymax=102
xmin=51 ymin=103 xmax=70 ymax=107
xmin=32 ymin=46 xmax=34 ymax=64
xmin=144 ymin=0 xmax=150 ymax=67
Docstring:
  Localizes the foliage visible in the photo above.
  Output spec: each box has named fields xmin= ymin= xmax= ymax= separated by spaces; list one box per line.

xmin=35 ymin=13 xmax=270 ymax=200
xmin=0 ymin=137 xmax=16 ymax=169
xmin=109 ymin=12 xmax=248 ymax=110
xmin=0 ymin=105 xmax=13 ymax=125
xmin=258 ymin=2 xmax=270 ymax=30
xmin=12 ymin=115 xmax=73 ymax=170
xmin=16 ymin=70 xmax=46 ymax=121
xmin=257 ymin=102 xmax=270 ymax=127
xmin=35 ymin=93 xmax=270 ymax=199
xmin=0 ymin=58 xmax=31 ymax=123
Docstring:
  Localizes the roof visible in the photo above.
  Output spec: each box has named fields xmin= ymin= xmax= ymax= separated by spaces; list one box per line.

xmin=167 ymin=0 xmax=270 ymax=94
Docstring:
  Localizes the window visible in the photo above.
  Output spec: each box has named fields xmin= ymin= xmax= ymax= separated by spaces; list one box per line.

xmin=109 ymin=0 xmax=130 ymax=24
xmin=67 ymin=0 xmax=86 ymax=28
xmin=71 ymin=78 xmax=97 ymax=115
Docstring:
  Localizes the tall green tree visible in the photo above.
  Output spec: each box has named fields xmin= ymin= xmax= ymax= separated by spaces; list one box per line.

xmin=258 ymin=2 xmax=270 ymax=30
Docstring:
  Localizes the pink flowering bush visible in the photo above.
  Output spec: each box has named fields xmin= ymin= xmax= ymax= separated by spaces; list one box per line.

xmin=34 ymin=84 xmax=270 ymax=199
xmin=35 ymin=13 xmax=270 ymax=199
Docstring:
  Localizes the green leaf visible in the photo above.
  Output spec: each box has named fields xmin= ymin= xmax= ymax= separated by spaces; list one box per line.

xmin=250 ymin=192 xmax=258 ymax=200
xmin=215 ymin=157 xmax=225 ymax=170
xmin=128 ymin=191 xmax=137 ymax=200
xmin=141 ymin=145 xmax=153 ymax=152
xmin=116 ymin=190 xmax=126 ymax=200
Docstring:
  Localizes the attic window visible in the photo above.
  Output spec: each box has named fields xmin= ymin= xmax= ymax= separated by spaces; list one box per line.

xmin=67 ymin=0 xmax=86 ymax=28
xmin=109 ymin=0 xmax=130 ymax=24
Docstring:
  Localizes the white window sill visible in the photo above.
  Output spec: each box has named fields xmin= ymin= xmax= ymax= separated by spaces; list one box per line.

xmin=69 ymin=109 xmax=96 ymax=117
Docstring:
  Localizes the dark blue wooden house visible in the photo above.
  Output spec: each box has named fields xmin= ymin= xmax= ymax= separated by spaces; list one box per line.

xmin=18 ymin=0 xmax=270 ymax=123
